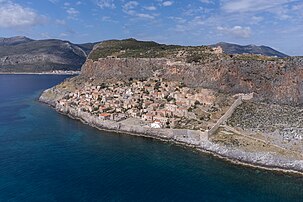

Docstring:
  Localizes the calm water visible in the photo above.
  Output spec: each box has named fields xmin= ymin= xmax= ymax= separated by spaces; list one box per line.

xmin=0 ymin=74 xmax=303 ymax=202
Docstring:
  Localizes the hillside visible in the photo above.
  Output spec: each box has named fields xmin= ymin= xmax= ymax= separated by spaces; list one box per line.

xmin=0 ymin=36 xmax=33 ymax=46
xmin=0 ymin=36 xmax=95 ymax=73
xmin=40 ymin=38 xmax=303 ymax=174
xmin=81 ymin=39 xmax=302 ymax=105
xmin=211 ymin=42 xmax=288 ymax=58
xmin=90 ymin=39 xmax=288 ymax=60
xmin=0 ymin=37 xmax=290 ymax=73
xmin=89 ymin=38 xmax=221 ymax=63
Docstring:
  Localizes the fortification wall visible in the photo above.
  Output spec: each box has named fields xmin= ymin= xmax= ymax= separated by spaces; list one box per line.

xmin=208 ymin=97 xmax=243 ymax=137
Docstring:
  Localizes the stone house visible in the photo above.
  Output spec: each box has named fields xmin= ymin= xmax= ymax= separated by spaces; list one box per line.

xmin=142 ymin=113 xmax=154 ymax=122
xmin=99 ymin=113 xmax=111 ymax=120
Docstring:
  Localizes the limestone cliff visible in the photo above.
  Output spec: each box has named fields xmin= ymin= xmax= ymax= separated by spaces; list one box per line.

xmin=80 ymin=56 xmax=303 ymax=105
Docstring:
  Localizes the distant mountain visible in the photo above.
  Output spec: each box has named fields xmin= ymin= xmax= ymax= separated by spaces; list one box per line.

xmin=210 ymin=42 xmax=288 ymax=58
xmin=0 ymin=36 xmax=34 ymax=46
xmin=76 ymin=42 xmax=98 ymax=55
xmin=0 ymin=37 xmax=290 ymax=73
xmin=0 ymin=36 xmax=96 ymax=73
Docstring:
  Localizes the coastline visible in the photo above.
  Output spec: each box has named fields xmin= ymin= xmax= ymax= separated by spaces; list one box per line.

xmin=0 ymin=70 xmax=80 ymax=75
xmin=39 ymin=88 xmax=303 ymax=176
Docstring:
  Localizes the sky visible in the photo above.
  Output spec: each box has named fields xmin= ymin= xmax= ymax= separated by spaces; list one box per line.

xmin=0 ymin=0 xmax=303 ymax=55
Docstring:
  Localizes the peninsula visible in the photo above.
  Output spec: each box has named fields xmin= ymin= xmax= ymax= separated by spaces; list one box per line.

xmin=40 ymin=38 xmax=303 ymax=174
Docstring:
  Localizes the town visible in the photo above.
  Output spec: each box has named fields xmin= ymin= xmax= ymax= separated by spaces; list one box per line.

xmin=57 ymin=74 xmax=233 ymax=130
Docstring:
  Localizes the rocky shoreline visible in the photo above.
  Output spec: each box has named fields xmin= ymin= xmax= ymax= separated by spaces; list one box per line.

xmin=39 ymin=87 xmax=303 ymax=175
xmin=0 ymin=70 xmax=80 ymax=75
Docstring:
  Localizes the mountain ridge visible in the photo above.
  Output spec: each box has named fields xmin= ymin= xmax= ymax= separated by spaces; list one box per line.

xmin=0 ymin=36 xmax=34 ymax=46
xmin=0 ymin=36 xmax=98 ymax=72
xmin=210 ymin=42 xmax=288 ymax=58
xmin=0 ymin=37 xmax=290 ymax=73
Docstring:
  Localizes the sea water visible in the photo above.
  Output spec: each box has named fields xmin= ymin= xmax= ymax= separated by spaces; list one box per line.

xmin=0 ymin=74 xmax=303 ymax=202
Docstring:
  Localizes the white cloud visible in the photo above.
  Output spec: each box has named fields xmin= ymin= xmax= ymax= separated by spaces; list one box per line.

xmin=135 ymin=13 xmax=155 ymax=19
xmin=222 ymin=0 xmax=291 ymax=13
xmin=48 ymin=0 xmax=58 ymax=4
xmin=123 ymin=1 xmax=139 ymax=11
xmin=55 ymin=19 xmax=66 ymax=25
xmin=101 ymin=16 xmax=118 ymax=23
xmin=251 ymin=16 xmax=263 ymax=24
xmin=144 ymin=6 xmax=157 ymax=11
xmin=200 ymin=0 xmax=214 ymax=3
xmin=171 ymin=15 xmax=208 ymax=34
xmin=97 ymin=0 xmax=115 ymax=9
xmin=0 ymin=1 xmax=45 ymax=28
xmin=59 ymin=32 xmax=68 ymax=37
xmin=192 ymin=16 xmax=205 ymax=25
xmin=122 ymin=1 xmax=155 ymax=19
xmin=66 ymin=7 xmax=79 ymax=19
xmin=292 ymin=2 xmax=303 ymax=11
xmin=162 ymin=1 xmax=173 ymax=7
xmin=217 ymin=25 xmax=252 ymax=38
xmin=101 ymin=16 xmax=111 ymax=21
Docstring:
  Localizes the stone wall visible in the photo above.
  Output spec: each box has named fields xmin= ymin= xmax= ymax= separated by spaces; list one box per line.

xmin=208 ymin=97 xmax=243 ymax=137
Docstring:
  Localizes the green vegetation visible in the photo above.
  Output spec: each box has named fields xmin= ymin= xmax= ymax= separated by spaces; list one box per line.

xmin=88 ymin=38 xmax=290 ymax=65
xmin=89 ymin=38 xmax=179 ymax=60
xmin=88 ymin=38 xmax=213 ymax=61
xmin=89 ymin=39 xmax=273 ymax=65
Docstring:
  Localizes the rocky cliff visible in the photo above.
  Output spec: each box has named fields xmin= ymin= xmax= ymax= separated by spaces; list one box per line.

xmin=0 ymin=36 xmax=97 ymax=72
xmin=74 ymin=39 xmax=301 ymax=105
xmin=81 ymin=56 xmax=303 ymax=105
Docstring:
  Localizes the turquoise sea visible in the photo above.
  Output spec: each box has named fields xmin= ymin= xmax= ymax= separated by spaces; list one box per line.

xmin=0 ymin=74 xmax=303 ymax=201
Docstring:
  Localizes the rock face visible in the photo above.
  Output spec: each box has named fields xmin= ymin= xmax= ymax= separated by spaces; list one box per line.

xmin=81 ymin=57 xmax=303 ymax=105
xmin=0 ymin=36 xmax=96 ymax=72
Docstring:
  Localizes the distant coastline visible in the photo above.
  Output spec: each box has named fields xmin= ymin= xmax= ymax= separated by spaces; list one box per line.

xmin=0 ymin=70 xmax=80 ymax=75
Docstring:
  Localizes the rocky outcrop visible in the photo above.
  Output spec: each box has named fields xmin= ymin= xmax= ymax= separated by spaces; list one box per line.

xmin=81 ymin=57 xmax=303 ymax=105
xmin=38 ymin=38 xmax=303 ymax=174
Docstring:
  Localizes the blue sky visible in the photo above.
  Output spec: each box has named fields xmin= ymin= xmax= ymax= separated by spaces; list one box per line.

xmin=0 ymin=0 xmax=302 ymax=55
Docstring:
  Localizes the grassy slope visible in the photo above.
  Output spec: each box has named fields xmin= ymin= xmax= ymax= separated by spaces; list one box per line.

xmin=88 ymin=38 xmax=283 ymax=63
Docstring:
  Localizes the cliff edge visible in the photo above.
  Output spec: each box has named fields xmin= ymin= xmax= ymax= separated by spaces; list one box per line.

xmin=80 ymin=39 xmax=302 ymax=105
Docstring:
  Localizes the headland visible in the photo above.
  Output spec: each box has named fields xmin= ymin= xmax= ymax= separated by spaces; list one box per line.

xmin=39 ymin=39 xmax=303 ymax=174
